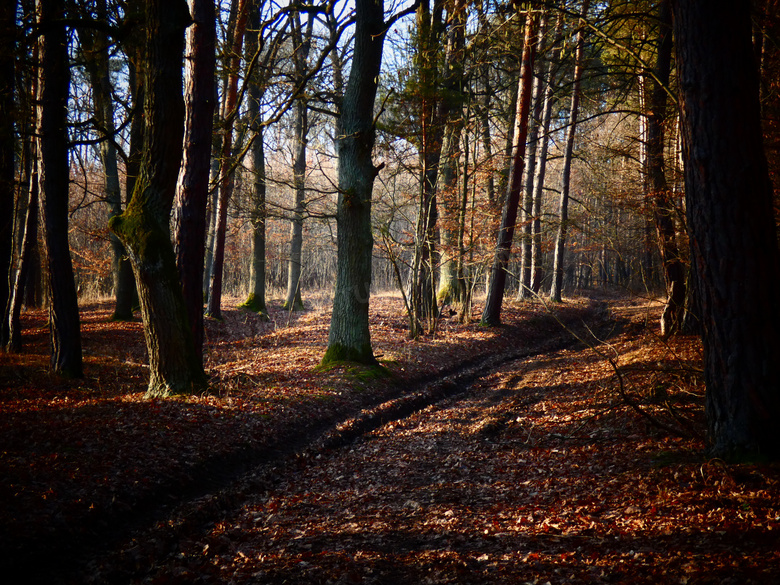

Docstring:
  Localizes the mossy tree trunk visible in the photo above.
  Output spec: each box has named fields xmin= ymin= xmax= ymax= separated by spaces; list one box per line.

xmin=322 ymin=0 xmax=391 ymax=366
xmin=37 ymin=0 xmax=82 ymax=378
xmin=110 ymin=0 xmax=207 ymax=397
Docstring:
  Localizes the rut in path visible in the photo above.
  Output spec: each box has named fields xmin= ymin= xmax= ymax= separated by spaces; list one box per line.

xmin=28 ymin=301 xmax=617 ymax=584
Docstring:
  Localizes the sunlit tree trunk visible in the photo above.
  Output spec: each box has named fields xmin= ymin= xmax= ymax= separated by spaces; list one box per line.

xmin=436 ymin=0 xmax=468 ymax=308
xmin=550 ymin=0 xmax=590 ymax=303
xmin=408 ymin=0 xmax=444 ymax=338
xmin=239 ymin=0 xmax=269 ymax=319
xmin=283 ymin=12 xmax=314 ymax=312
xmin=207 ymin=0 xmax=249 ymax=319
xmin=322 ymin=0 xmax=391 ymax=365
xmin=37 ymin=0 xmax=82 ymax=377
xmin=673 ymin=0 xmax=780 ymax=458
xmin=173 ymin=0 xmax=216 ymax=365
xmin=518 ymin=10 xmax=548 ymax=300
xmin=481 ymin=9 xmax=538 ymax=326
xmin=110 ymin=0 xmax=207 ymax=397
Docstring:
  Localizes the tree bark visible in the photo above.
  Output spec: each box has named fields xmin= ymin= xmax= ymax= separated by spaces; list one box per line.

xmin=110 ymin=0 xmax=207 ymax=397
xmin=239 ymin=0 xmax=268 ymax=319
xmin=283 ymin=12 xmax=314 ymax=312
xmin=173 ymin=0 xmax=216 ymax=365
xmin=0 ymin=0 xmax=16 ymax=346
xmin=481 ymin=9 xmax=538 ymax=326
xmin=37 ymin=0 xmax=83 ymax=377
xmin=549 ymin=0 xmax=590 ymax=304
xmin=645 ymin=0 xmax=685 ymax=337
xmin=673 ymin=0 xmax=780 ymax=458
xmin=206 ymin=0 xmax=249 ymax=319
xmin=322 ymin=0 xmax=389 ymax=365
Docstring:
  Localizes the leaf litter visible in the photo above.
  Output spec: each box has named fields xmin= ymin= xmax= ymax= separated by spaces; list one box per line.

xmin=1 ymin=292 xmax=779 ymax=583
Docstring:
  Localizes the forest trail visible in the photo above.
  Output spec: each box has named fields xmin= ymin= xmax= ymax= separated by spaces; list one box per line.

xmin=2 ymin=295 xmax=779 ymax=583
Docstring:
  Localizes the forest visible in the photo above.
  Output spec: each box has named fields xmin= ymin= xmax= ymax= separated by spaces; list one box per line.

xmin=2 ymin=0 xmax=780 ymax=582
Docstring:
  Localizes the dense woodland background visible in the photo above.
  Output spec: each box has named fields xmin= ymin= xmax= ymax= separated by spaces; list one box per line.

xmin=2 ymin=0 xmax=780 ymax=453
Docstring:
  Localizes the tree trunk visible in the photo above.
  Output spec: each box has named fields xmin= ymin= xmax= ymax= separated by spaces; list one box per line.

xmin=645 ymin=0 xmax=685 ymax=337
xmin=673 ymin=0 xmax=780 ymax=459
xmin=206 ymin=0 xmax=249 ymax=319
xmin=37 ymin=0 xmax=82 ymax=378
xmin=239 ymin=0 xmax=268 ymax=319
xmin=530 ymin=11 xmax=563 ymax=294
xmin=481 ymin=9 xmax=538 ymax=326
xmin=78 ymin=0 xmax=132 ymax=322
xmin=436 ymin=0 xmax=468 ymax=307
xmin=322 ymin=0 xmax=389 ymax=365
xmin=518 ymin=11 xmax=549 ymax=300
xmin=408 ymin=0 xmax=444 ymax=338
xmin=173 ymin=0 xmax=216 ymax=365
xmin=109 ymin=0 xmax=207 ymax=397
xmin=0 ymin=0 xmax=16 ymax=346
xmin=549 ymin=0 xmax=590 ymax=303
xmin=283 ymin=13 xmax=313 ymax=312
xmin=6 ymin=160 xmax=38 ymax=352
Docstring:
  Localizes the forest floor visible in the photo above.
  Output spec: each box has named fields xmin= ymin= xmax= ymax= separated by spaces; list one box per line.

xmin=1 ymin=290 xmax=779 ymax=584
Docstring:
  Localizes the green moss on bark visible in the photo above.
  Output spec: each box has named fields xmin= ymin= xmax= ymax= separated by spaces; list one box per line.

xmin=321 ymin=342 xmax=378 ymax=367
xmin=238 ymin=293 xmax=269 ymax=321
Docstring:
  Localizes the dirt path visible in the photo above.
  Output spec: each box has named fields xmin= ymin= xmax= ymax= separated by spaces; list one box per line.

xmin=5 ymin=296 xmax=779 ymax=584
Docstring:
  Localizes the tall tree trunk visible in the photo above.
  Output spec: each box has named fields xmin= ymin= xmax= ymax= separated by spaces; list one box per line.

xmin=207 ymin=0 xmax=249 ymax=319
xmin=109 ymin=0 xmax=207 ymax=397
xmin=78 ymin=0 xmax=131 ymax=321
xmin=645 ymin=0 xmax=685 ymax=337
xmin=283 ymin=12 xmax=314 ymax=312
xmin=173 ymin=0 xmax=216 ymax=365
xmin=239 ymin=0 xmax=268 ymax=319
xmin=322 ymin=0 xmax=390 ymax=365
xmin=408 ymin=0 xmax=444 ymax=338
xmin=37 ymin=0 xmax=82 ymax=377
xmin=549 ymin=0 xmax=590 ymax=303
xmin=530 ymin=9 xmax=563 ymax=294
xmin=673 ymin=0 xmax=780 ymax=459
xmin=518 ymin=10 xmax=549 ymax=300
xmin=436 ymin=0 xmax=468 ymax=307
xmin=0 ymin=0 xmax=16 ymax=346
xmin=481 ymin=8 xmax=538 ymax=326
xmin=6 ymin=160 xmax=38 ymax=352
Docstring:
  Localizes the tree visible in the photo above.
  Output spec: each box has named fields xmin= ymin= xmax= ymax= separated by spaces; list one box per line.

xmin=0 ymin=0 xmax=16 ymax=347
xmin=206 ymin=0 xmax=249 ymax=319
xmin=109 ymin=0 xmax=207 ymax=397
xmin=322 ymin=0 xmax=416 ymax=365
xmin=37 ymin=0 xmax=83 ymax=377
xmin=549 ymin=0 xmax=590 ymax=303
xmin=173 ymin=0 xmax=217 ymax=365
xmin=672 ymin=0 xmax=780 ymax=458
xmin=283 ymin=9 xmax=314 ymax=312
xmin=481 ymin=8 xmax=538 ymax=326
xmin=643 ymin=0 xmax=685 ymax=337
xmin=238 ymin=0 xmax=269 ymax=319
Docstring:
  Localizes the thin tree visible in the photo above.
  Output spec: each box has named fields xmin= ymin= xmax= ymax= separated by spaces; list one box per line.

xmin=672 ymin=0 xmax=780 ymax=458
xmin=173 ymin=0 xmax=217 ymax=365
xmin=481 ymin=7 xmax=539 ymax=326
xmin=644 ymin=0 xmax=685 ymax=337
xmin=0 ymin=0 xmax=16 ymax=346
xmin=549 ymin=0 xmax=590 ymax=303
xmin=206 ymin=0 xmax=250 ymax=319
xmin=37 ymin=0 xmax=83 ymax=377
xmin=109 ymin=0 xmax=207 ymax=397
xmin=283 ymin=9 xmax=314 ymax=312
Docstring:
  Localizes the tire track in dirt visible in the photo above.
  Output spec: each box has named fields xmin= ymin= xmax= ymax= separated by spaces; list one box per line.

xmin=29 ymin=300 xmax=620 ymax=584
